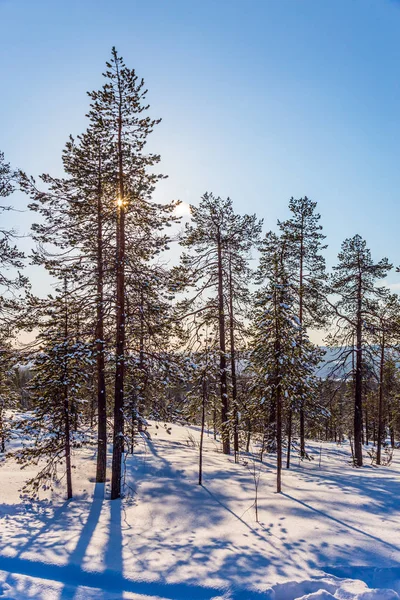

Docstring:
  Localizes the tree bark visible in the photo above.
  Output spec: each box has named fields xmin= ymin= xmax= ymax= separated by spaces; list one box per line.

xmin=95 ymin=151 xmax=107 ymax=484
xmin=299 ymin=216 xmax=306 ymax=459
xmin=274 ymin=284 xmax=282 ymax=493
xmin=199 ymin=375 xmax=206 ymax=485
xmin=228 ymin=255 xmax=239 ymax=463
xmin=217 ymin=231 xmax=230 ymax=454
xmin=354 ymin=271 xmax=363 ymax=467
xmin=63 ymin=281 xmax=72 ymax=500
xmin=377 ymin=333 xmax=385 ymax=466
xmin=286 ymin=408 xmax=292 ymax=469
xmin=111 ymin=66 xmax=126 ymax=499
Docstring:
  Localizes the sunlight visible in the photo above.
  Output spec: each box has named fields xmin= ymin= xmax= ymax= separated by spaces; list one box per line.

xmin=174 ymin=201 xmax=191 ymax=217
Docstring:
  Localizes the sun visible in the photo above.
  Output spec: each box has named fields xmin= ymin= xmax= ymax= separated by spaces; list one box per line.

xmin=174 ymin=201 xmax=191 ymax=217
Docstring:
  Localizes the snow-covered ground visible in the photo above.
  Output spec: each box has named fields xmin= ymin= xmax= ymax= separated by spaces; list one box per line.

xmin=0 ymin=422 xmax=400 ymax=599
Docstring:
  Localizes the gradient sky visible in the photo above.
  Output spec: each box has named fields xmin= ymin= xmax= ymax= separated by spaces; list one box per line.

xmin=1 ymin=0 xmax=400 ymax=341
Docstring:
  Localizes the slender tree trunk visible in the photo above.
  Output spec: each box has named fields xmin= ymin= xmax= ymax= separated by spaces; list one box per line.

xmin=96 ymin=154 xmax=107 ymax=484
xmin=286 ymin=409 xmax=292 ymax=469
xmin=377 ymin=333 xmax=385 ymax=466
xmin=111 ymin=76 xmax=126 ymax=499
xmin=274 ymin=285 xmax=282 ymax=493
xmin=246 ymin=422 xmax=251 ymax=453
xmin=354 ymin=273 xmax=363 ymax=467
xmin=64 ymin=390 xmax=73 ymax=500
xmin=0 ymin=406 xmax=5 ymax=453
xmin=213 ymin=398 xmax=217 ymax=440
xmin=199 ymin=376 xmax=206 ymax=485
xmin=276 ymin=381 xmax=282 ymax=492
xmin=299 ymin=221 xmax=306 ymax=459
xmin=228 ymin=255 xmax=239 ymax=463
xmin=137 ymin=287 xmax=145 ymax=432
xmin=365 ymin=404 xmax=369 ymax=446
xmin=63 ymin=282 xmax=72 ymax=500
xmin=217 ymin=232 xmax=230 ymax=454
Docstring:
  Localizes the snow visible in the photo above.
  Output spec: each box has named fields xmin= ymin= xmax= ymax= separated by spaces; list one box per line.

xmin=0 ymin=423 xmax=400 ymax=599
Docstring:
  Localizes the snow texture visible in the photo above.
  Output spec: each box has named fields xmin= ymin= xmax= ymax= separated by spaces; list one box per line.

xmin=0 ymin=422 xmax=399 ymax=599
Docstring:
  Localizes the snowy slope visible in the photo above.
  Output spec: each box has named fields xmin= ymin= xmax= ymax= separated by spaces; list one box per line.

xmin=0 ymin=422 xmax=399 ymax=599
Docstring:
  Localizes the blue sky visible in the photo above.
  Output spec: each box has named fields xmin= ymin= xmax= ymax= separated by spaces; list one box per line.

xmin=1 ymin=0 xmax=400 ymax=316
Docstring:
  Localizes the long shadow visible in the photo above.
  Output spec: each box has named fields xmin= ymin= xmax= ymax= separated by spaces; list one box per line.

xmin=202 ymin=485 xmax=277 ymax=551
xmin=282 ymin=492 xmax=400 ymax=553
xmin=104 ymin=496 xmax=123 ymax=593
xmin=59 ymin=483 xmax=105 ymax=600
xmin=293 ymin=468 xmax=400 ymax=515
xmin=0 ymin=554 xmax=233 ymax=599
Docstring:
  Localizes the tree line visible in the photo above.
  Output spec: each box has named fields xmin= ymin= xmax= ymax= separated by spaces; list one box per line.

xmin=1 ymin=49 xmax=400 ymax=500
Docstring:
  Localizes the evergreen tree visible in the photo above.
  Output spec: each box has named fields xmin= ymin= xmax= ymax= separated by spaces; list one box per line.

xmin=250 ymin=233 xmax=319 ymax=492
xmin=21 ymin=50 xmax=179 ymax=498
xmin=328 ymin=235 xmax=392 ymax=466
xmin=12 ymin=283 xmax=93 ymax=499
xmin=278 ymin=196 xmax=327 ymax=458
xmin=86 ymin=48 xmax=179 ymax=498
xmin=178 ymin=193 xmax=260 ymax=455
xmin=225 ymin=213 xmax=262 ymax=462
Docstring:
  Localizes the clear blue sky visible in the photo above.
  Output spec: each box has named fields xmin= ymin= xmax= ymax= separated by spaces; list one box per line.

xmin=1 ymin=0 xmax=400 ymax=312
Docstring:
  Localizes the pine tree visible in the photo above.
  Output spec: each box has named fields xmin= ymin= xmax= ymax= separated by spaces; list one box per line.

xmin=178 ymin=193 xmax=261 ymax=455
xmin=250 ymin=233 xmax=320 ymax=491
xmin=86 ymin=48 xmax=179 ymax=498
xmin=328 ymin=235 xmax=392 ymax=467
xmin=250 ymin=233 xmax=315 ymax=493
xmin=225 ymin=213 xmax=262 ymax=462
xmin=12 ymin=283 xmax=93 ymax=499
xmin=21 ymin=49 xmax=179 ymax=499
xmin=278 ymin=196 xmax=327 ymax=459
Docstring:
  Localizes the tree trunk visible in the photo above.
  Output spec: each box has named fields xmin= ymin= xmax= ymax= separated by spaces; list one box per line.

xmin=246 ymin=421 xmax=251 ymax=453
xmin=274 ymin=285 xmax=282 ymax=493
xmin=0 ymin=406 xmax=5 ymax=453
xmin=217 ymin=232 xmax=229 ymax=454
xmin=111 ymin=79 xmax=126 ymax=499
xmin=228 ymin=255 xmax=239 ymax=463
xmin=64 ymin=390 xmax=73 ymax=500
xmin=199 ymin=376 xmax=206 ymax=485
xmin=377 ymin=333 xmax=385 ymax=466
xmin=95 ymin=156 xmax=107 ymax=484
xmin=63 ymin=283 xmax=72 ymax=500
xmin=213 ymin=398 xmax=217 ymax=440
xmin=137 ymin=287 xmax=145 ymax=432
xmin=354 ymin=274 xmax=363 ymax=467
xmin=286 ymin=408 xmax=292 ymax=469
xmin=299 ymin=219 xmax=306 ymax=459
